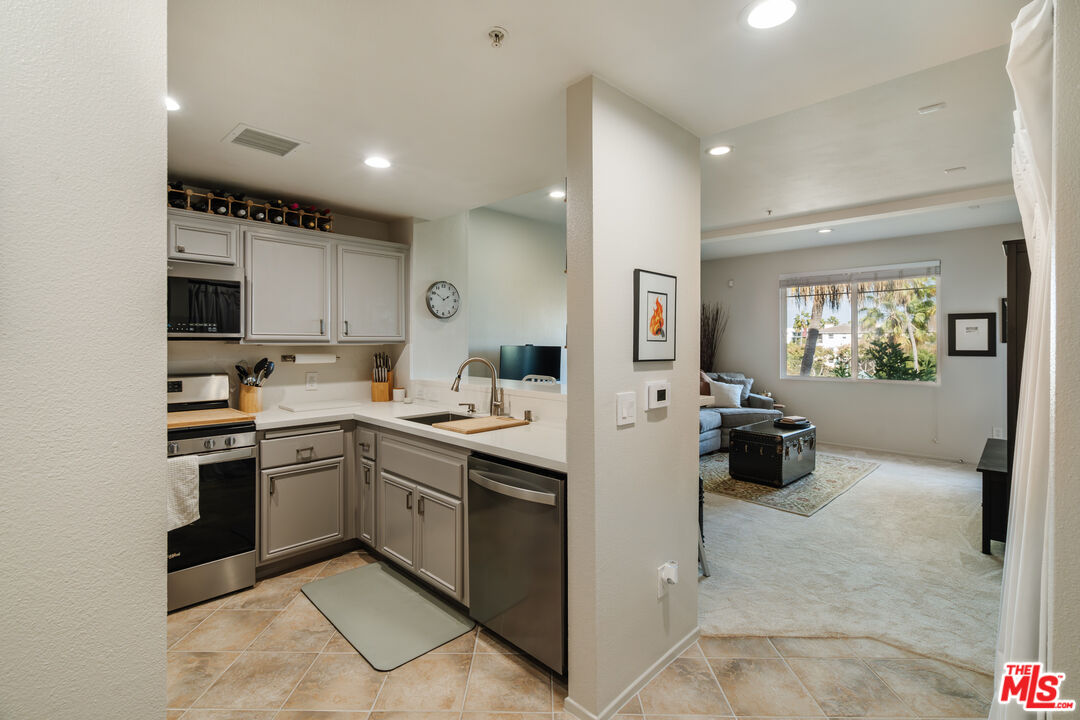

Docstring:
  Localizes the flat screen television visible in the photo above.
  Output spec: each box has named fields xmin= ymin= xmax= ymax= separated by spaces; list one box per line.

xmin=499 ymin=344 xmax=562 ymax=381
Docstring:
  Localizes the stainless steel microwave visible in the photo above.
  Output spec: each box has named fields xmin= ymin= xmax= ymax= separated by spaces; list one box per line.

xmin=167 ymin=261 xmax=243 ymax=339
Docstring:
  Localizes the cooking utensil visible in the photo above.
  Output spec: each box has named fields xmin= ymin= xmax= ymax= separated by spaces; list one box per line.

xmin=235 ymin=364 xmax=249 ymax=384
xmin=253 ymin=358 xmax=268 ymax=383
xmin=261 ymin=361 xmax=274 ymax=384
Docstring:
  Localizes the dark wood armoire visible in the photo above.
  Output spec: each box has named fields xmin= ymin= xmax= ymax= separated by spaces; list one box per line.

xmin=978 ymin=239 xmax=1029 ymax=554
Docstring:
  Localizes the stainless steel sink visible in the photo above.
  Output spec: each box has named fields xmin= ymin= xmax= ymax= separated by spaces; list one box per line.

xmin=401 ymin=412 xmax=475 ymax=426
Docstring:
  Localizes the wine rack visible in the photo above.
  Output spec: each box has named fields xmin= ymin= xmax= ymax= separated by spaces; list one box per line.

xmin=167 ymin=185 xmax=333 ymax=232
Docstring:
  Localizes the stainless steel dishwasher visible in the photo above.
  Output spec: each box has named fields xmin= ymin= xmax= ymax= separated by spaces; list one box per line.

xmin=468 ymin=455 xmax=566 ymax=674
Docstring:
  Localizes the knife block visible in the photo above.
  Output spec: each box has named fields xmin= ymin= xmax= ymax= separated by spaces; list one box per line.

xmin=371 ymin=370 xmax=394 ymax=402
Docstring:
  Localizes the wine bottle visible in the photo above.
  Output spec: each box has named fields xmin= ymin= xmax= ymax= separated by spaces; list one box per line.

xmin=229 ymin=193 xmax=248 ymax=218
xmin=303 ymin=205 xmax=318 ymax=229
xmin=167 ymin=181 xmax=188 ymax=209
xmin=210 ymin=191 xmax=229 ymax=215
xmin=268 ymin=199 xmax=285 ymax=224
xmin=284 ymin=202 xmax=301 ymax=227
xmin=317 ymin=208 xmax=332 ymax=232
xmin=190 ymin=194 xmax=209 ymax=212
xmin=250 ymin=201 xmax=266 ymax=222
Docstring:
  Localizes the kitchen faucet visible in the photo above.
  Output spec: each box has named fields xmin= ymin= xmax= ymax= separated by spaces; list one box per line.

xmin=450 ymin=357 xmax=504 ymax=416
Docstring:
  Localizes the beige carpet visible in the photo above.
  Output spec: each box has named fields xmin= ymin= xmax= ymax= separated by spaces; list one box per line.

xmin=698 ymin=444 xmax=1004 ymax=672
xmin=701 ymin=451 xmax=879 ymax=516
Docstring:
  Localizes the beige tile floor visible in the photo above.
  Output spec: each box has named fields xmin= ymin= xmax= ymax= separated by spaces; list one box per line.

xmin=168 ymin=549 xmax=994 ymax=720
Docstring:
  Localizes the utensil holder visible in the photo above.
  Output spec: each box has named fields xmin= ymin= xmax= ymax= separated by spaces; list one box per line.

xmin=238 ymin=385 xmax=262 ymax=413
xmin=371 ymin=370 xmax=394 ymax=402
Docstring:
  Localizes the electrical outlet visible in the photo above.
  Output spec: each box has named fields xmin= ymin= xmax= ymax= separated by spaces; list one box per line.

xmin=992 ymin=426 xmax=1005 ymax=439
xmin=305 ymin=372 xmax=318 ymax=391
xmin=657 ymin=560 xmax=679 ymax=599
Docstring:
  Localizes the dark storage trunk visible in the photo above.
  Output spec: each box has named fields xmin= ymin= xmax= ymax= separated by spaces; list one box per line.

xmin=729 ymin=421 xmax=816 ymax=487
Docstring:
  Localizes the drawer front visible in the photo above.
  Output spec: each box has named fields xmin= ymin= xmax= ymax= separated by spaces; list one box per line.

xmin=357 ymin=428 xmax=377 ymax=460
xmin=261 ymin=429 xmax=344 ymax=469
xmin=380 ymin=436 xmax=465 ymax=498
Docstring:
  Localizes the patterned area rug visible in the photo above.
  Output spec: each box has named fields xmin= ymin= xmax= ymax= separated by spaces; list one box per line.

xmin=701 ymin=451 xmax=879 ymax=516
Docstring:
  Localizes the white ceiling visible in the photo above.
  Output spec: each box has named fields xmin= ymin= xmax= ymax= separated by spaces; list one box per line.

xmin=168 ymin=0 xmax=1025 ymax=223
xmin=484 ymin=186 xmax=567 ymax=227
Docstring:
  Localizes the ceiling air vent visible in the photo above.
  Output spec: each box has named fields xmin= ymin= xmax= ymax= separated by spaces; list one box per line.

xmin=223 ymin=124 xmax=303 ymax=157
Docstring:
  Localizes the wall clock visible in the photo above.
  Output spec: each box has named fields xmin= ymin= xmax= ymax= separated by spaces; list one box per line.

xmin=425 ymin=280 xmax=460 ymax=319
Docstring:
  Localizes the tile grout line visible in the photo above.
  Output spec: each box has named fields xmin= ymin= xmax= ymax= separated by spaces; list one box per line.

xmin=699 ymin=642 xmax=737 ymax=717
xmin=856 ymin=655 xmax=921 ymax=717
xmin=460 ymin=627 xmax=481 ymax=715
xmin=168 ymin=603 xmax=221 ymax=650
xmin=766 ymin=637 xmax=829 ymax=719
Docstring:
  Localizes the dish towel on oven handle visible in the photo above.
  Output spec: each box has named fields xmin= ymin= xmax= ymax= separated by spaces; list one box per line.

xmin=167 ymin=455 xmax=200 ymax=531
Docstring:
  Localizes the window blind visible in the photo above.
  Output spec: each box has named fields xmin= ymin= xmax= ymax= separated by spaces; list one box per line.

xmin=778 ymin=261 xmax=940 ymax=289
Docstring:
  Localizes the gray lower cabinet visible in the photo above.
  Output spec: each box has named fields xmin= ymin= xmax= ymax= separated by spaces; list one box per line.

xmin=416 ymin=486 xmax=463 ymax=598
xmin=358 ymin=458 xmax=376 ymax=546
xmin=378 ymin=472 xmax=416 ymax=568
xmin=260 ymin=457 xmax=345 ymax=563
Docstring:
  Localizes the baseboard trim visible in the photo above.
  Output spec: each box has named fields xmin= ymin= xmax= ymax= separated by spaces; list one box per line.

xmin=563 ymin=625 xmax=701 ymax=720
xmin=815 ymin=440 xmax=965 ymax=465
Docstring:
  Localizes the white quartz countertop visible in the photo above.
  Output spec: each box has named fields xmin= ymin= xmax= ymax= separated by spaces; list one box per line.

xmin=254 ymin=399 xmax=567 ymax=472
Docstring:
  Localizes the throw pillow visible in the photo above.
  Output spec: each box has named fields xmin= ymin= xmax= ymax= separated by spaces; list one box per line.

xmin=707 ymin=378 xmax=742 ymax=408
xmin=716 ymin=372 xmax=754 ymax=404
xmin=699 ymin=370 xmax=712 ymax=395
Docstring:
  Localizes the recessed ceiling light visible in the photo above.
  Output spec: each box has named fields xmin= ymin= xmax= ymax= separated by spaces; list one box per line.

xmin=364 ymin=156 xmax=391 ymax=169
xmin=707 ymin=145 xmax=733 ymax=156
xmin=818 ymin=228 xmax=832 ymax=234
xmin=944 ymin=165 xmax=967 ymax=174
xmin=165 ymin=96 xmax=180 ymax=111
xmin=549 ymin=189 xmax=566 ymax=199
xmin=917 ymin=102 xmax=947 ymax=115
xmin=744 ymin=0 xmax=798 ymax=29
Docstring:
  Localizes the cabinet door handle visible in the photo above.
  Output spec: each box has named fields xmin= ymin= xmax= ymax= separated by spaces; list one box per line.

xmin=176 ymin=244 xmax=186 ymax=253
xmin=296 ymin=446 xmax=314 ymax=462
xmin=359 ymin=442 xmax=370 ymax=453
xmin=363 ymin=465 xmax=371 ymax=485
xmin=406 ymin=491 xmax=413 ymax=510
xmin=269 ymin=476 xmax=276 ymax=495
xmin=319 ymin=318 xmax=325 ymax=335
xmin=418 ymin=496 xmax=425 ymax=515
xmin=344 ymin=320 xmax=350 ymax=335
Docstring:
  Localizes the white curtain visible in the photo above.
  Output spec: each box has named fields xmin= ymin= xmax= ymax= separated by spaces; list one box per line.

xmin=992 ymin=2 xmax=1055 ymax=719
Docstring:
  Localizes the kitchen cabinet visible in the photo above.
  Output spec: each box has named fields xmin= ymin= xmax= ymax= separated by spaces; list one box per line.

xmin=245 ymin=228 xmax=331 ymax=342
xmin=379 ymin=472 xmax=416 ymax=568
xmin=260 ymin=457 xmax=345 ymax=563
xmin=416 ymin=486 xmax=463 ymax=597
xmin=377 ymin=434 xmax=467 ymax=601
xmin=336 ymin=243 xmax=406 ymax=342
xmin=358 ymin=458 xmax=376 ymax=546
xmin=168 ymin=211 xmax=239 ymax=265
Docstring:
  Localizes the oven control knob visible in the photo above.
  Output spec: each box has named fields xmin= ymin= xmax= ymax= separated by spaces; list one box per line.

xmin=203 ymin=438 xmax=216 ymax=450
xmin=167 ymin=442 xmax=179 ymax=455
xmin=224 ymin=436 xmax=237 ymax=448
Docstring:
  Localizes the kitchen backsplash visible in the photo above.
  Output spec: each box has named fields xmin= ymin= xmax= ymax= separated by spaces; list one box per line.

xmin=167 ymin=342 xmax=404 ymax=408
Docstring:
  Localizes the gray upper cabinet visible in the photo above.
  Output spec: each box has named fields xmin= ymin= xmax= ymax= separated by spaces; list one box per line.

xmin=168 ymin=211 xmax=239 ymax=265
xmin=245 ymin=228 xmax=331 ymax=342
xmin=336 ymin=243 xmax=407 ymax=343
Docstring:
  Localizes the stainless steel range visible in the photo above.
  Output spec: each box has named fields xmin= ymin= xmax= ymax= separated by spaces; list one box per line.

xmin=167 ymin=374 xmax=256 ymax=611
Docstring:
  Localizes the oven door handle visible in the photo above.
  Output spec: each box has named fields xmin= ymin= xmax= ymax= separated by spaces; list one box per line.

xmin=196 ymin=447 xmax=256 ymax=466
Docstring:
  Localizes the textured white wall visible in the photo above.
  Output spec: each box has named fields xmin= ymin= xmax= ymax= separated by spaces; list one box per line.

xmin=565 ymin=76 xmax=701 ymax=718
xmin=1051 ymin=0 xmax=1080 ymax=684
xmin=467 ymin=207 xmax=566 ymax=378
xmin=407 ymin=213 xmax=471 ymax=380
xmin=0 ymin=1 xmax=167 ymax=718
xmin=702 ymin=224 xmax=1020 ymax=463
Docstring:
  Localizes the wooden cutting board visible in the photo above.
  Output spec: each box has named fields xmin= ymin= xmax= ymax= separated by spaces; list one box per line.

xmin=167 ymin=408 xmax=255 ymax=430
xmin=432 ymin=416 xmax=529 ymax=434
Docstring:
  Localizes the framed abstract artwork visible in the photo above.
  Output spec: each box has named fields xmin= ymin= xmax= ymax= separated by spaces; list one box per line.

xmin=948 ymin=312 xmax=997 ymax=357
xmin=634 ymin=269 xmax=677 ymax=361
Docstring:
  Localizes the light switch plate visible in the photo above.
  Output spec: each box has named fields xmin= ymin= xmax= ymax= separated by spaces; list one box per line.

xmin=645 ymin=380 xmax=671 ymax=410
xmin=305 ymin=372 xmax=318 ymax=390
xmin=616 ymin=392 xmax=636 ymax=426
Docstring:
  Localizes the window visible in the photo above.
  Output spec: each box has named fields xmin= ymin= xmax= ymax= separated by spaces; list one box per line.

xmin=780 ymin=261 xmax=940 ymax=382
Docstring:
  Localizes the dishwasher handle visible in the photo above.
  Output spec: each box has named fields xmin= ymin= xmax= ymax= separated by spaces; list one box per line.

xmin=469 ymin=469 xmax=557 ymax=506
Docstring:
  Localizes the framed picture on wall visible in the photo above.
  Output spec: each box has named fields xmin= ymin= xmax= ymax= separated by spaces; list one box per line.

xmin=634 ymin=269 xmax=677 ymax=361
xmin=948 ymin=312 xmax=997 ymax=357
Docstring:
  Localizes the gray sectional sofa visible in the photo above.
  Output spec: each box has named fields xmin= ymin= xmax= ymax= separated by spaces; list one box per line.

xmin=699 ymin=372 xmax=782 ymax=455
